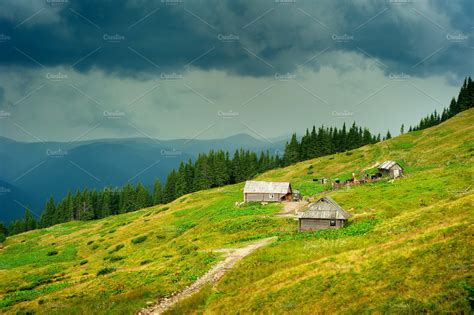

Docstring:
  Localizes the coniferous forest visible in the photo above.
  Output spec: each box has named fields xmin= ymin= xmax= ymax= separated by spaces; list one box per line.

xmin=409 ymin=77 xmax=473 ymax=131
xmin=3 ymin=76 xmax=472 ymax=238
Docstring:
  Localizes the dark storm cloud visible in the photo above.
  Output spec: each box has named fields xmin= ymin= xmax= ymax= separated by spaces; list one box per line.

xmin=0 ymin=0 xmax=472 ymax=78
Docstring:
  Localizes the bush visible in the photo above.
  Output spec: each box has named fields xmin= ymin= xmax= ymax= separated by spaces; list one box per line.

xmin=79 ymin=259 xmax=88 ymax=265
xmin=108 ymin=244 xmax=125 ymax=254
xmin=140 ymin=259 xmax=152 ymax=266
xmin=87 ymin=240 xmax=94 ymax=245
xmin=0 ymin=233 xmax=6 ymax=243
xmin=96 ymin=267 xmax=116 ymax=276
xmin=131 ymin=235 xmax=147 ymax=244
xmin=105 ymin=256 xmax=125 ymax=262
xmin=47 ymin=250 xmax=58 ymax=256
xmin=91 ymin=244 xmax=99 ymax=250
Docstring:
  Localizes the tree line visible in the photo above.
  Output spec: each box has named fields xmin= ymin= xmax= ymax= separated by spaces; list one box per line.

xmin=4 ymin=150 xmax=282 ymax=235
xmin=282 ymin=122 xmax=385 ymax=166
xmin=4 ymin=121 xmax=378 ymax=236
xmin=408 ymin=76 xmax=473 ymax=132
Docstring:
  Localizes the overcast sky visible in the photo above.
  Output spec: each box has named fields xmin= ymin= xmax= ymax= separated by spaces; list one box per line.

xmin=0 ymin=0 xmax=472 ymax=142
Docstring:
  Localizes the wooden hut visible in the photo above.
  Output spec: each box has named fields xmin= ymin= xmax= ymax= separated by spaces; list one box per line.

xmin=378 ymin=161 xmax=403 ymax=178
xmin=298 ymin=197 xmax=351 ymax=231
xmin=243 ymin=181 xmax=293 ymax=202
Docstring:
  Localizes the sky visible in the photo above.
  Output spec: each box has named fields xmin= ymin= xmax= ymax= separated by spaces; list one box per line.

xmin=0 ymin=0 xmax=472 ymax=142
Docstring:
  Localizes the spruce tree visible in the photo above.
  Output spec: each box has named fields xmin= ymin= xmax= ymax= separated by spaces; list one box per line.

xmin=40 ymin=197 xmax=56 ymax=228
xmin=100 ymin=188 xmax=112 ymax=217
xmin=152 ymin=179 xmax=163 ymax=205
xmin=0 ymin=221 xmax=7 ymax=242
xmin=283 ymin=133 xmax=300 ymax=165
xmin=24 ymin=209 xmax=37 ymax=231
xmin=135 ymin=182 xmax=152 ymax=209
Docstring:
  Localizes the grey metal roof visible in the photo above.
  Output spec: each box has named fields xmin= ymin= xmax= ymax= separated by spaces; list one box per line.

xmin=299 ymin=197 xmax=351 ymax=220
xmin=243 ymin=181 xmax=292 ymax=194
xmin=378 ymin=160 xmax=401 ymax=170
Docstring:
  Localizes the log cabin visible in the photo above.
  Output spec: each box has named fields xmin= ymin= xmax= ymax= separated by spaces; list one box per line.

xmin=243 ymin=181 xmax=293 ymax=202
xmin=298 ymin=196 xmax=351 ymax=231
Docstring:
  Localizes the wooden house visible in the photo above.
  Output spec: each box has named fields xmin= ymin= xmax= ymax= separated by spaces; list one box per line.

xmin=378 ymin=161 xmax=403 ymax=178
xmin=243 ymin=181 xmax=293 ymax=202
xmin=298 ymin=197 xmax=351 ymax=231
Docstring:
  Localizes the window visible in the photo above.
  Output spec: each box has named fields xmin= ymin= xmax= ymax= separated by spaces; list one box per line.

xmin=330 ymin=220 xmax=336 ymax=226
xmin=269 ymin=193 xmax=274 ymax=199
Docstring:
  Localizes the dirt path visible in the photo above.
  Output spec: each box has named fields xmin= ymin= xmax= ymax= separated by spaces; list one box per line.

xmin=275 ymin=201 xmax=308 ymax=217
xmin=138 ymin=237 xmax=276 ymax=315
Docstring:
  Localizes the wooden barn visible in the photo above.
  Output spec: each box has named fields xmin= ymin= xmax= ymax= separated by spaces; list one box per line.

xmin=243 ymin=181 xmax=293 ymax=203
xmin=378 ymin=160 xmax=403 ymax=178
xmin=298 ymin=197 xmax=351 ymax=231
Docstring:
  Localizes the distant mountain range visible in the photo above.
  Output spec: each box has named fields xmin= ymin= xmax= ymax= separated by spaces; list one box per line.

xmin=0 ymin=134 xmax=285 ymax=223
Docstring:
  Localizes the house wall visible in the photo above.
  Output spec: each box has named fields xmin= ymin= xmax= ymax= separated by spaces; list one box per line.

xmin=244 ymin=193 xmax=285 ymax=202
xmin=389 ymin=165 xmax=403 ymax=178
xmin=299 ymin=218 xmax=344 ymax=231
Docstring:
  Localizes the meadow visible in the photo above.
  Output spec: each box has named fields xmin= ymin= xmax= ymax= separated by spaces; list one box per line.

xmin=0 ymin=109 xmax=473 ymax=314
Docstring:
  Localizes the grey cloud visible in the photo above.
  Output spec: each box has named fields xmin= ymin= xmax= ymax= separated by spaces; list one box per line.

xmin=0 ymin=0 xmax=471 ymax=80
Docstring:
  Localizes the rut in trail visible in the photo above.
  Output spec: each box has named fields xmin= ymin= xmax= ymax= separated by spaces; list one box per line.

xmin=138 ymin=237 xmax=276 ymax=315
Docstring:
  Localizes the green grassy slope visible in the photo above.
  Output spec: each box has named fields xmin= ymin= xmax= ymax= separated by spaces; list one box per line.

xmin=1 ymin=109 xmax=473 ymax=314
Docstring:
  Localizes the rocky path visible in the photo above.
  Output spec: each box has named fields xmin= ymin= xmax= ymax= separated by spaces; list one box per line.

xmin=138 ymin=237 xmax=276 ymax=315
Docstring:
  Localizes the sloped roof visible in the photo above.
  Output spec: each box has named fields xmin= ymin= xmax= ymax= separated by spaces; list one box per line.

xmin=243 ymin=181 xmax=292 ymax=194
xmin=299 ymin=197 xmax=351 ymax=220
xmin=378 ymin=160 xmax=401 ymax=170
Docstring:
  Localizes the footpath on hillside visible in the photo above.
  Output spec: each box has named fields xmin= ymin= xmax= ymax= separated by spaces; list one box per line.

xmin=138 ymin=237 xmax=276 ymax=315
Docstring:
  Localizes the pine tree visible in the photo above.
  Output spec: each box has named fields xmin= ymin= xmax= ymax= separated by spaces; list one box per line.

xmin=163 ymin=170 xmax=178 ymax=203
xmin=152 ymin=179 xmax=163 ymax=205
xmin=400 ymin=124 xmax=404 ymax=135
xmin=0 ymin=221 xmax=7 ymax=242
xmin=100 ymin=188 xmax=112 ymax=218
xmin=283 ymin=133 xmax=300 ymax=165
xmin=120 ymin=183 xmax=137 ymax=213
xmin=24 ymin=209 xmax=37 ymax=231
xmin=212 ymin=150 xmax=230 ymax=186
xmin=80 ymin=189 xmax=95 ymax=220
xmin=385 ymin=130 xmax=392 ymax=140
xmin=193 ymin=155 xmax=212 ymax=190
xmin=135 ymin=182 xmax=152 ymax=209
xmin=40 ymin=197 xmax=56 ymax=228
xmin=175 ymin=162 xmax=188 ymax=197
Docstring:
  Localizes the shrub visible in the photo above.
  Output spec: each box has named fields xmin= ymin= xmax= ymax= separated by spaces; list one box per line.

xmin=131 ymin=235 xmax=147 ymax=244
xmin=91 ymin=244 xmax=99 ymax=250
xmin=79 ymin=260 xmax=88 ymax=265
xmin=140 ymin=260 xmax=152 ymax=266
xmin=0 ymin=233 xmax=6 ymax=243
xmin=108 ymin=244 xmax=125 ymax=254
xmin=87 ymin=240 xmax=94 ymax=245
xmin=96 ymin=267 xmax=116 ymax=276
xmin=105 ymin=255 xmax=125 ymax=262
xmin=47 ymin=250 xmax=58 ymax=256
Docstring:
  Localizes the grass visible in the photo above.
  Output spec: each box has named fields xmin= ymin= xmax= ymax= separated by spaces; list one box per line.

xmin=0 ymin=109 xmax=473 ymax=314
